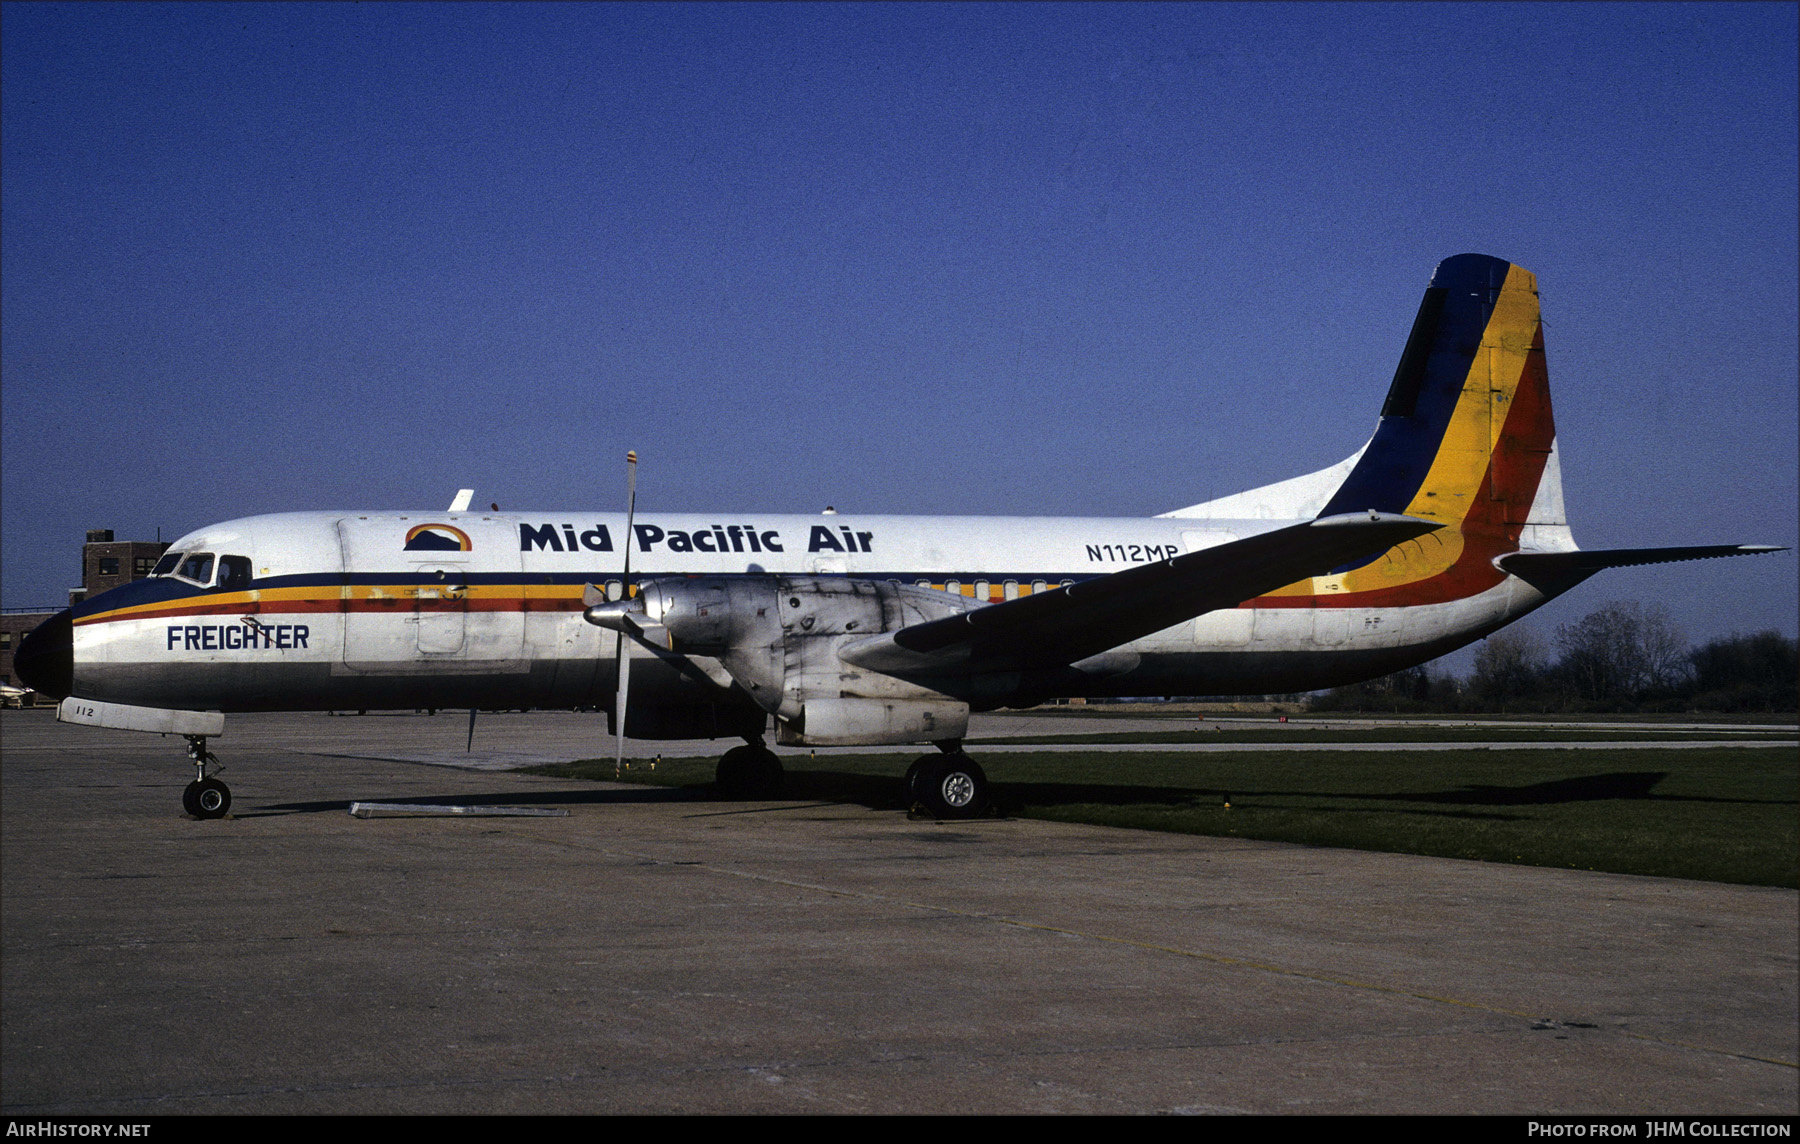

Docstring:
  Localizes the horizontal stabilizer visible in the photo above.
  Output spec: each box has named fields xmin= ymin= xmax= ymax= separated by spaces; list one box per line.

xmin=1497 ymin=544 xmax=1786 ymax=579
xmin=840 ymin=512 xmax=1441 ymax=676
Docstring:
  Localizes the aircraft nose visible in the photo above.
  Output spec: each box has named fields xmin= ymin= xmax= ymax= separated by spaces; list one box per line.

xmin=15 ymin=609 xmax=73 ymax=700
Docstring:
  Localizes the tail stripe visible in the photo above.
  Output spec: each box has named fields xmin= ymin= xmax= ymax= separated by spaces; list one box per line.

xmin=1319 ymin=254 xmax=1521 ymax=520
xmin=1249 ymin=254 xmax=1560 ymax=607
xmin=1397 ymin=262 xmax=1542 ymax=528
xmin=1380 ymin=287 xmax=1449 ymax=418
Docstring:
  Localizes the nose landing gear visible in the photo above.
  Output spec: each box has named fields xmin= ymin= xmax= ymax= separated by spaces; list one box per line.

xmin=181 ymin=735 xmax=231 ymax=819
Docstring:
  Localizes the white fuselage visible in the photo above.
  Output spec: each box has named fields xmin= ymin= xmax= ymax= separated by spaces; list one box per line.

xmin=66 ymin=509 xmax=1547 ymax=726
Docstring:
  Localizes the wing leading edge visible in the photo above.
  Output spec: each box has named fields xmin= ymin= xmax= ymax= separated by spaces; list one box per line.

xmin=838 ymin=512 xmax=1443 ymax=677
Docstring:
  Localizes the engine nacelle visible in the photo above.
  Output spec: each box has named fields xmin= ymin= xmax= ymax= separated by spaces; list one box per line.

xmin=587 ymin=575 xmax=977 ymax=745
xmin=638 ymin=577 xmax=764 ymax=652
xmin=776 ymin=697 xmax=968 ymax=746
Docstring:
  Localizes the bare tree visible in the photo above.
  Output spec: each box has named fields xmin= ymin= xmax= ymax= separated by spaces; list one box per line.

xmin=1638 ymin=602 xmax=1690 ymax=691
xmin=1554 ymin=600 xmax=1688 ymax=703
xmin=1689 ymin=631 xmax=1799 ymax=711
xmin=1471 ymin=627 xmax=1547 ymax=706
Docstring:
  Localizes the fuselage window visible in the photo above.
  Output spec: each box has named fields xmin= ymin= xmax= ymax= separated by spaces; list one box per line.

xmin=175 ymin=553 xmax=215 ymax=586
xmin=973 ymin=580 xmax=990 ymax=602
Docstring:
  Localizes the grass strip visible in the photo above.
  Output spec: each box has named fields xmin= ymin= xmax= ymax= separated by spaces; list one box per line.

xmin=527 ymin=746 xmax=1798 ymax=888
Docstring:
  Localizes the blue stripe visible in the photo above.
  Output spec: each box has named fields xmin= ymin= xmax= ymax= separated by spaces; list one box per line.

xmin=70 ymin=577 xmax=211 ymax=621
xmin=80 ymin=569 xmax=1115 ymax=611
xmin=285 ymin=571 xmax=1110 ymax=587
xmin=1320 ymin=253 xmax=1512 ymax=518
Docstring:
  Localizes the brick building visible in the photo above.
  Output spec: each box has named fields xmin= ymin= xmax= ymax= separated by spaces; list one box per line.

xmin=73 ymin=529 xmax=171 ymax=604
xmin=1 ymin=529 xmax=170 ymax=698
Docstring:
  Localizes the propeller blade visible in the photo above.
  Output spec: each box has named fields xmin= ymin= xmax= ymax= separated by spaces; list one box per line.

xmin=613 ymin=639 xmax=631 ymax=777
xmin=615 ymin=450 xmax=639 ymax=776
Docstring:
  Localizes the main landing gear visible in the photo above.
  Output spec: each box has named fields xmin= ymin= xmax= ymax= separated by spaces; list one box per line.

xmin=715 ymin=741 xmax=785 ymax=799
xmin=904 ymin=742 xmax=990 ymax=821
xmin=710 ymin=738 xmax=993 ymax=821
xmin=181 ymin=735 xmax=231 ymax=819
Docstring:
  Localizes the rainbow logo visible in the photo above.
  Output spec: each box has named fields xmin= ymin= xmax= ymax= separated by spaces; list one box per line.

xmin=403 ymin=524 xmax=472 ymax=552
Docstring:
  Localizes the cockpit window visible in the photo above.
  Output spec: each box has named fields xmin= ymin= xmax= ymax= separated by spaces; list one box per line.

xmin=217 ymin=556 xmax=252 ymax=591
xmin=174 ymin=553 xmax=215 ymax=586
xmin=151 ymin=552 xmax=181 ymax=577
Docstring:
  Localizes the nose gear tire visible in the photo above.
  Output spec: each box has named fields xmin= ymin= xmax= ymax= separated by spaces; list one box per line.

xmin=183 ymin=777 xmax=231 ymax=819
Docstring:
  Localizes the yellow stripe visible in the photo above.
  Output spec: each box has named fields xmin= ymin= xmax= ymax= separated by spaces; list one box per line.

xmin=75 ymin=590 xmax=262 ymax=625
xmin=1293 ymin=264 xmax=1537 ymax=599
xmin=1402 ymin=263 xmax=1539 ymax=525
xmin=520 ymin=584 xmax=585 ymax=602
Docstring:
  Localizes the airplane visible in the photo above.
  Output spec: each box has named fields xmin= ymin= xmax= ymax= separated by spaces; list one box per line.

xmin=0 ymin=682 xmax=38 ymax=709
xmin=13 ymin=253 xmax=1783 ymax=821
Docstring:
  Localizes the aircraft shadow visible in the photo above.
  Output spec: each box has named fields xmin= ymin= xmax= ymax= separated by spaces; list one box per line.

xmin=244 ymin=768 xmax=1789 ymax=820
xmin=250 ymin=785 xmax=698 ymax=817
xmin=771 ymin=770 xmax=1525 ymax=820
xmin=781 ymin=767 xmax=1786 ymax=820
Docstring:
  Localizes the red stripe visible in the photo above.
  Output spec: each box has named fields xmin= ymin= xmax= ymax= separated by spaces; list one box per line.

xmin=1254 ymin=345 xmax=1556 ymax=610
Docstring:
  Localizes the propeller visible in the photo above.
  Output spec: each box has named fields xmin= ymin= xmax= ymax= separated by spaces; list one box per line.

xmin=614 ymin=451 xmax=638 ymax=775
xmin=582 ymin=453 xmax=673 ymax=771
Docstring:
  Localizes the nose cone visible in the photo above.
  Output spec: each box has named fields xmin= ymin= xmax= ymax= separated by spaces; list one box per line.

xmin=15 ymin=609 xmax=73 ymax=700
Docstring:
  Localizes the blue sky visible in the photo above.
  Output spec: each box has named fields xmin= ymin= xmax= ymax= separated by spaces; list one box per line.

xmin=4 ymin=2 xmax=1795 ymax=660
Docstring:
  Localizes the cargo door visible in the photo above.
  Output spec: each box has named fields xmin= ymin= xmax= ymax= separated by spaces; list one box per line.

xmin=336 ymin=517 xmax=525 ymax=674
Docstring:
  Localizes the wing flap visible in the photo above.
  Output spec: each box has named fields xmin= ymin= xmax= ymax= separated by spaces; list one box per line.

xmin=839 ymin=512 xmax=1442 ymax=677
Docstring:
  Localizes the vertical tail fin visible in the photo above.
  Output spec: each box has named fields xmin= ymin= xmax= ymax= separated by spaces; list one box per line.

xmin=1254 ymin=254 xmax=1571 ymax=607
xmin=1165 ymin=255 xmax=1777 ymax=611
xmin=1162 ymin=253 xmax=1569 ymax=551
xmin=1320 ymin=253 xmax=1563 ymax=549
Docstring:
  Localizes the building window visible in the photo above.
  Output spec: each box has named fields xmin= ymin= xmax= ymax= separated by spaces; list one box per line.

xmin=0 ymin=632 xmax=11 ymax=650
xmin=134 ymin=556 xmax=157 ymax=576
xmin=98 ymin=558 xmax=120 ymax=576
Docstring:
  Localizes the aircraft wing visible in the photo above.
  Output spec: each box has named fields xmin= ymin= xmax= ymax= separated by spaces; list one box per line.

xmin=839 ymin=512 xmax=1442 ymax=677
